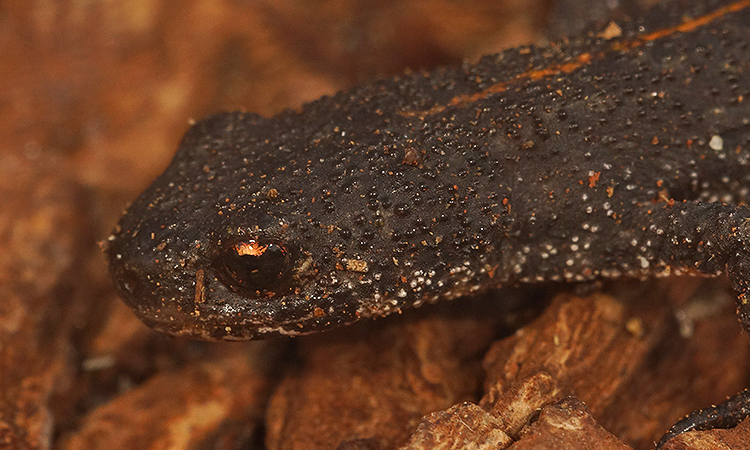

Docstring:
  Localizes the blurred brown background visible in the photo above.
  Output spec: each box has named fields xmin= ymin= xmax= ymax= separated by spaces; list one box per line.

xmin=1 ymin=0 xmax=545 ymax=195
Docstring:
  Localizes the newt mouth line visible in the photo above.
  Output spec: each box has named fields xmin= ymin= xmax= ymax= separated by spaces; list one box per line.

xmin=398 ymin=0 xmax=750 ymax=120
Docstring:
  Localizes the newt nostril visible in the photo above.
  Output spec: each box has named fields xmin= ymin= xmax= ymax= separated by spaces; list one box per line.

xmin=117 ymin=266 xmax=140 ymax=295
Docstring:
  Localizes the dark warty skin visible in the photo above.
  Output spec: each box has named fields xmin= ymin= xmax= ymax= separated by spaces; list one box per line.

xmin=107 ymin=0 xmax=750 ymax=446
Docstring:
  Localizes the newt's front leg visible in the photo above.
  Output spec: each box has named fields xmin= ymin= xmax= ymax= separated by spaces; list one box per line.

xmin=655 ymin=203 xmax=750 ymax=447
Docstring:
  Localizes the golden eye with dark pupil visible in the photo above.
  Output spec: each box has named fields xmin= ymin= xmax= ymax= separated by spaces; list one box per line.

xmin=214 ymin=239 xmax=292 ymax=295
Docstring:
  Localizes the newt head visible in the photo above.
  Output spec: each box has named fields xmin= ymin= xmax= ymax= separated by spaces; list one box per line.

xmin=106 ymin=111 xmax=439 ymax=341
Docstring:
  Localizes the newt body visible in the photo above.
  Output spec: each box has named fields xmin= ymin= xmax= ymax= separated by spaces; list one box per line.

xmin=109 ymin=0 xmax=750 ymax=342
xmin=108 ymin=0 xmax=750 ymax=444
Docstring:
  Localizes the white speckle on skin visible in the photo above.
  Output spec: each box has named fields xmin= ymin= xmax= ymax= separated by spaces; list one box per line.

xmin=709 ymin=135 xmax=723 ymax=151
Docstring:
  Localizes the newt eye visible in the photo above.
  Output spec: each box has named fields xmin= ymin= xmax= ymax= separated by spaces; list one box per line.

xmin=213 ymin=239 xmax=294 ymax=296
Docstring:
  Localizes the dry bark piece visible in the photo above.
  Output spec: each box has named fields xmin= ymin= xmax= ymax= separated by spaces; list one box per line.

xmin=481 ymin=291 xmax=671 ymax=442
xmin=480 ymin=289 xmax=749 ymax=448
xmin=482 ymin=292 xmax=668 ymax=412
xmin=401 ymin=380 xmax=635 ymax=449
xmin=483 ymin=371 xmax=564 ymax=439
xmin=64 ymin=347 xmax=274 ymax=450
xmin=265 ymin=292 xmax=532 ymax=450
xmin=510 ymin=397 xmax=633 ymax=450
xmin=401 ymin=402 xmax=513 ymax=450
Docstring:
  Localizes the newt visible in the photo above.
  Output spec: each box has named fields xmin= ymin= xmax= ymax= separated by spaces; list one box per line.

xmin=108 ymin=0 xmax=750 ymax=445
